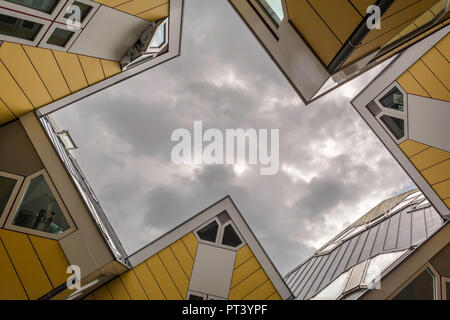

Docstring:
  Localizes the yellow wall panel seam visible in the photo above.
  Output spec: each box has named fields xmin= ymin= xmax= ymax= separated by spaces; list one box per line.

xmin=432 ymin=178 xmax=450 ymax=199
xmin=136 ymin=1 xmax=168 ymax=16
xmin=128 ymin=269 xmax=151 ymax=300
xmin=158 ymin=247 xmax=189 ymax=298
xmin=120 ymin=270 xmax=149 ymax=300
xmin=169 ymin=245 xmax=189 ymax=280
xmin=169 ymin=239 xmax=194 ymax=278
xmin=106 ymin=277 xmax=131 ymax=300
xmin=231 ymin=256 xmax=261 ymax=288
xmin=434 ymin=36 xmax=450 ymax=62
xmin=26 ymin=235 xmax=55 ymax=289
xmin=0 ymin=237 xmax=29 ymax=300
xmin=419 ymin=53 xmax=450 ymax=91
xmin=118 ymin=276 xmax=133 ymax=299
xmin=148 ymin=254 xmax=183 ymax=299
xmin=231 ymin=266 xmax=263 ymax=290
xmin=0 ymin=59 xmax=35 ymax=110
xmin=134 ymin=263 xmax=166 ymax=300
xmin=397 ymin=71 xmax=430 ymax=97
xmin=51 ymin=51 xmax=75 ymax=94
xmin=421 ymin=159 xmax=450 ymax=185
xmin=406 ymin=70 xmax=432 ymax=97
xmin=0 ymin=98 xmax=16 ymax=123
xmin=409 ymin=58 xmax=450 ymax=101
xmin=267 ymin=292 xmax=282 ymax=300
xmin=20 ymin=45 xmax=54 ymax=103
xmin=305 ymin=0 xmax=344 ymax=45
xmin=137 ymin=3 xmax=169 ymax=21
xmin=242 ymin=279 xmax=277 ymax=300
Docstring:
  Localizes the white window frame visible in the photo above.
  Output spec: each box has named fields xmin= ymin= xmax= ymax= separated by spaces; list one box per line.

xmin=0 ymin=0 xmax=68 ymax=21
xmin=4 ymin=169 xmax=77 ymax=240
xmin=0 ymin=171 xmax=24 ymax=227
xmin=55 ymin=0 xmax=99 ymax=28
xmin=441 ymin=277 xmax=450 ymax=300
xmin=0 ymin=8 xmax=52 ymax=46
xmin=372 ymin=82 xmax=409 ymax=144
xmin=146 ymin=18 xmax=169 ymax=54
xmin=39 ymin=22 xmax=81 ymax=52
xmin=249 ymin=0 xmax=284 ymax=32
xmin=194 ymin=216 xmax=245 ymax=251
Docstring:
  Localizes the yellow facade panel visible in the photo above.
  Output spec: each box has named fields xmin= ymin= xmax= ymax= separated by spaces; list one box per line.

xmin=79 ymin=56 xmax=105 ymax=86
xmin=0 ymin=239 xmax=28 ymax=300
xmin=383 ymin=0 xmax=439 ymax=20
xmin=146 ymin=255 xmax=182 ymax=300
xmin=267 ymin=292 xmax=282 ymax=300
xmin=397 ymin=71 xmax=430 ymax=97
xmin=101 ymin=59 xmax=122 ymax=78
xmin=421 ymin=159 xmax=450 ymax=185
xmin=350 ymin=0 xmax=376 ymax=16
xmin=0 ymin=99 xmax=15 ymax=124
xmin=0 ymin=229 xmax=52 ymax=300
xmin=308 ymin=0 xmax=362 ymax=43
xmin=29 ymin=235 xmax=70 ymax=288
xmin=444 ymin=198 xmax=450 ymax=208
xmin=399 ymin=140 xmax=430 ymax=158
xmin=0 ymin=43 xmax=52 ymax=108
xmin=138 ymin=3 xmax=170 ymax=21
xmin=234 ymin=245 xmax=253 ymax=268
xmin=83 ymin=293 xmax=95 ymax=300
xmin=120 ymin=270 xmax=148 ymax=300
xmin=170 ymin=239 xmax=194 ymax=278
xmin=158 ymin=247 xmax=189 ymax=298
xmin=231 ymin=256 xmax=261 ymax=288
xmin=243 ymin=280 xmax=276 ymax=300
xmin=286 ymin=0 xmax=342 ymax=66
xmin=409 ymin=59 xmax=450 ymax=101
xmin=435 ymin=33 xmax=450 ymax=61
xmin=413 ymin=10 xmax=435 ymax=28
xmin=432 ymin=179 xmax=450 ymax=200
xmin=93 ymin=0 xmax=129 ymax=7
xmin=410 ymin=147 xmax=450 ymax=171
xmin=92 ymin=286 xmax=113 ymax=300
xmin=181 ymin=232 xmax=199 ymax=259
xmin=229 ymin=268 xmax=269 ymax=300
xmin=106 ymin=277 xmax=131 ymax=300
xmin=22 ymin=46 xmax=71 ymax=101
xmin=420 ymin=47 xmax=450 ymax=90
xmin=53 ymin=51 xmax=88 ymax=93
xmin=133 ymin=263 xmax=165 ymax=300
xmin=116 ymin=0 xmax=167 ymax=15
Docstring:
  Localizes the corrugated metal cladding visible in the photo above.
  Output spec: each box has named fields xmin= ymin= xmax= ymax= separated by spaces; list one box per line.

xmin=285 ymin=202 xmax=444 ymax=300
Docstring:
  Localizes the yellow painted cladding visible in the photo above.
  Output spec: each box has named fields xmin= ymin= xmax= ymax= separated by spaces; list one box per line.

xmin=228 ymin=245 xmax=280 ymax=300
xmin=0 ymin=42 xmax=122 ymax=125
xmin=399 ymin=141 xmax=450 ymax=208
xmin=0 ymin=229 xmax=70 ymax=300
xmin=88 ymin=232 xmax=198 ymax=300
xmin=93 ymin=0 xmax=170 ymax=21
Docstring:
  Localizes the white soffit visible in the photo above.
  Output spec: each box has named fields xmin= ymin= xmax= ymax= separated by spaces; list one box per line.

xmin=188 ymin=243 xmax=236 ymax=299
xmin=408 ymin=94 xmax=450 ymax=152
xmin=69 ymin=5 xmax=150 ymax=60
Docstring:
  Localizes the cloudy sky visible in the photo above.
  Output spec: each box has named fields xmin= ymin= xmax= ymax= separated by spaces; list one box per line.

xmin=53 ymin=0 xmax=415 ymax=274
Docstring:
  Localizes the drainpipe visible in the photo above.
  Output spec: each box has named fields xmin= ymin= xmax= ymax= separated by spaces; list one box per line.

xmin=327 ymin=0 xmax=395 ymax=74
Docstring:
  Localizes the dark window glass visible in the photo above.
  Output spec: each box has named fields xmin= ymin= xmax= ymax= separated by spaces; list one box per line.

xmin=12 ymin=174 xmax=70 ymax=234
xmin=47 ymin=28 xmax=74 ymax=47
xmin=0 ymin=14 xmax=42 ymax=41
xmin=446 ymin=282 xmax=450 ymax=301
xmin=64 ymin=1 xmax=93 ymax=23
xmin=393 ymin=269 xmax=435 ymax=300
xmin=380 ymin=115 xmax=404 ymax=139
xmin=196 ymin=221 xmax=218 ymax=242
xmin=188 ymin=294 xmax=204 ymax=300
xmin=379 ymin=87 xmax=404 ymax=111
xmin=5 ymin=0 xmax=60 ymax=14
xmin=222 ymin=224 xmax=242 ymax=247
xmin=366 ymin=101 xmax=382 ymax=116
xmin=0 ymin=176 xmax=17 ymax=217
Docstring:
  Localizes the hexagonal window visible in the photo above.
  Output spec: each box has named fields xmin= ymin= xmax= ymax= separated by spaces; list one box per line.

xmin=196 ymin=220 xmax=219 ymax=243
xmin=379 ymin=87 xmax=404 ymax=112
xmin=380 ymin=115 xmax=404 ymax=140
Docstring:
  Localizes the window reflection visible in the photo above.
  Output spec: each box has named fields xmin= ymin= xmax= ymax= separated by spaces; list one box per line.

xmin=5 ymin=0 xmax=60 ymax=14
xmin=256 ymin=0 xmax=284 ymax=26
xmin=13 ymin=174 xmax=70 ymax=234
xmin=394 ymin=268 xmax=436 ymax=300
xmin=0 ymin=13 xmax=43 ymax=41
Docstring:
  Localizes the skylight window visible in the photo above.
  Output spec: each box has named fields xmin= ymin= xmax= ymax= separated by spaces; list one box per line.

xmin=256 ymin=0 xmax=284 ymax=26
xmin=195 ymin=213 xmax=245 ymax=250
xmin=196 ymin=220 xmax=219 ymax=242
xmin=149 ymin=23 xmax=166 ymax=49
xmin=379 ymin=87 xmax=404 ymax=112
xmin=380 ymin=115 xmax=404 ymax=140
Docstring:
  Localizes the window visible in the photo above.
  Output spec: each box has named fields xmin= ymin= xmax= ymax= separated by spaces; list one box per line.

xmin=445 ymin=281 xmax=450 ymax=300
xmin=63 ymin=1 xmax=93 ymax=23
xmin=194 ymin=212 xmax=245 ymax=250
xmin=149 ymin=22 xmax=166 ymax=49
xmin=380 ymin=115 xmax=404 ymax=140
xmin=0 ymin=13 xmax=43 ymax=41
xmin=256 ymin=0 xmax=284 ymax=26
xmin=4 ymin=0 xmax=60 ymax=14
xmin=379 ymin=87 xmax=404 ymax=111
xmin=0 ymin=176 xmax=17 ymax=217
xmin=188 ymin=293 xmax=205 ymax=300
xmin=394 ymin=268 xmax=436 ymax=300
xmin=197 ymin=220 xmax=219 ymax=242
xmin=46 ymin=28 xmax=74 ymax=47
xmin=11 ymin=173 xmax=71 ymax=235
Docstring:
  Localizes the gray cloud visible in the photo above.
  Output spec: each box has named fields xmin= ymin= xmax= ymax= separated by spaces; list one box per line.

xmin=53 ymin=0 xmax=414 ymax=274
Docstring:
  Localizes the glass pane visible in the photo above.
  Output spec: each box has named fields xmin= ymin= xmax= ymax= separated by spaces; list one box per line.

xmin=5 ymin=0 xmax=60 ymax=14
xmin=222 ymin=224 xmax=242 ymax=247
xmin=47 ymin=28 xmax=74 ymax=47
xmin=64 ymin=1 xmax=93 ymax=23
xmin=363 ymin=251 xmax=406 ymax=286
xmin=380 ymin=115 xmax=404 ymax=139
xmin=188 ymin=294 xmax=204 ymax=300
xmin=0 ymin=176 xmax=17 ymax=216
xmin=149 ymin=23 xmax=166 ymax=48
xmin=446 ymin=282 xmax=450 ymax=300
xmin=379 ymin=87 xmax=404 ymax=111
xmin=256 ymin=0 xmax=284 ymax=26
xmin=0 ymin=14 xmax=43 ymax=41
xmin=13 ymin=174 xmax=70 ymax=234
xmin=196 ymin=220 xmax=218 ymax=242
xmin=393 ymin=269 xmax=436 ymax=300
xmin=311 ymin=270 xmax=350 ymax=300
